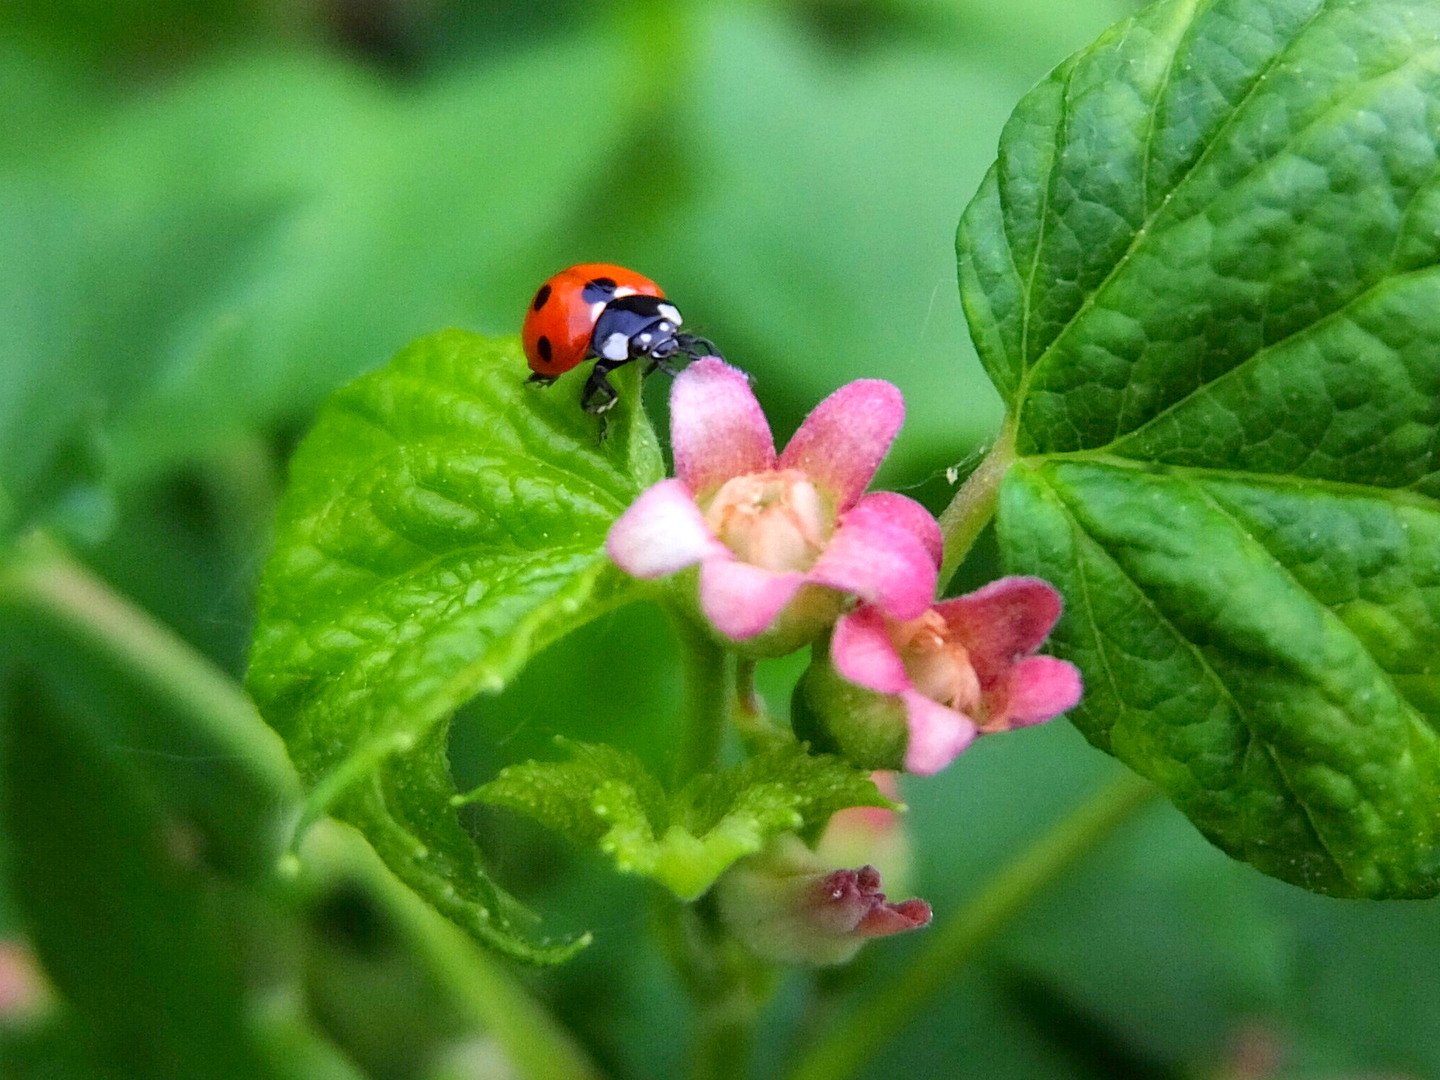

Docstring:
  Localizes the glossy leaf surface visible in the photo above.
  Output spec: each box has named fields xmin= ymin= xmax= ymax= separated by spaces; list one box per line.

xmin=248 ymin=331 xmax=662 ymax=960
xmin=961 ymin=0 xmax=1440 ymax=895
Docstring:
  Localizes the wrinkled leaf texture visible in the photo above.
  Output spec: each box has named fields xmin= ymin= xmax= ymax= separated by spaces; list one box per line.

xmin=470 ymin=739 xmax=889 ymax=900
xmin=248 ymin=332 xmax=662 ymax=962
xmin=961 ymin=0 xmax=1440 ymax=896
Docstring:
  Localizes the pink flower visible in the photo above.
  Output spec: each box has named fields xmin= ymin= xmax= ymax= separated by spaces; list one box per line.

xmin=0 ymin=940 xmax=50 ymax=1021
xmin=714 ymin=836 xmax=931 ymax=967
xmin=800 ymin=577 xmax=1082 ymax=775
xmin=606 ymin=358 xmax=941 ymax=656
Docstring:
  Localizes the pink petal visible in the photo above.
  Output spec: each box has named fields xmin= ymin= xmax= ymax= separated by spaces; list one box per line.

xmin=936 ymin=576 xmax=1063 ymax=686
xmin=855 ymin=897 xmax=933 ymax=938
xmin=606 ymin=479 xmax=727 ymax=578
xmin=671 ymin=358 xmax=776 ymax=497
xmin=992 ymin=655 xmax=1082 ymax=730
xmin=807 ymin=503 xmax=939 ymax=621
xmin=849 ymin=492 xmax=943 ymax=567
xmin=900 ymin=692 xmax=977 ymax=775
xmin=698 ymin=557 xmax=805 ymax=640
xmin=831 ymin=608 xmax=910 ymax=695
xmin=778 ymin=380 xmax=903 ymax=510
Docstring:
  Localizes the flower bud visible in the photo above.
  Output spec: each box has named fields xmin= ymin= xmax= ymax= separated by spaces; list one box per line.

xmin=714 ymin=836 xmax=930 ymax=967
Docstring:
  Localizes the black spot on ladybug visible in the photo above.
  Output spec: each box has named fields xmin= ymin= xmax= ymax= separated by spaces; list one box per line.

xmin=532 ymin=284 xmax=552 ymax=311
xmin=582 ymin=277 xmax=619 ymax=303
xmin=537 ymin=335 xmax=553 ymax=364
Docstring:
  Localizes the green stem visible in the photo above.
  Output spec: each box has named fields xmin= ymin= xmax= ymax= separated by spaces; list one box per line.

xmin=732 ymin=658 xmax=784 ymax=748
xmin=1 ymin=535 xmax=604 ymax=1080
xmin=660 ymin=613 xmax=770 ymax=1077
xmin=669 ymin=608 xmax=735 ymax=785
xmin=304 ymin=822 xmax=606 ymax=1080
xmin=656 ymin=897 xmax=767 ymax=1080
xmin=936 ymin=422 xmax=1017 ymax=587
xmin=0 ymin=535 xmax=298 ymax=802
xmin=785 ymin=773 xmax=1158 ymax=1080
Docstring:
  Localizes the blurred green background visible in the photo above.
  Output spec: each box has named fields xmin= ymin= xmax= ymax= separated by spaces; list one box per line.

xmin=2 ymin=1 xmax=1436 ymax=1078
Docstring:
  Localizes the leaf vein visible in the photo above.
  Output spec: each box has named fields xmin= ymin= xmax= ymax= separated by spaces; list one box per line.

xmin=1036 ymin=467 xmax=1356 ymax=885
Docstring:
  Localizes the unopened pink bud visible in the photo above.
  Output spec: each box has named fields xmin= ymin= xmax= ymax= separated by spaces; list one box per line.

xmin=715 ymin=836 xmax=931 ymax=967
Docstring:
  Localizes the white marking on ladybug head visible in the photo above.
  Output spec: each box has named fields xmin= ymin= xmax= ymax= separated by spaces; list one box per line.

xmin=600 ymin=332 xmax=630 ymax=360
xmin=614 ymin=286 xmax=638 ymax=299
xmin=657 ymin=303 xmax=682 ymax=325
xmin=638 ymin=332 xmax=653 ymax=345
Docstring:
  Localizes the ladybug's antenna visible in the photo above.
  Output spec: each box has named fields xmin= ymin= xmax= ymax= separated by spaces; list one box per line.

xmin=676 ymin=333 xmax=723 ymax=362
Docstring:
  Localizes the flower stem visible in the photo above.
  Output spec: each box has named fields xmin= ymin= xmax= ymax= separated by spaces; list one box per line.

xmin=936 ymin=421 xmax=1017 ymax=588
xmin=0 ymin=534 xmax=606 ymax=1080
xmin=656 ymin=896 xmax=770 ymax=1080
xmin=0 ymin=534 xmax=298 ymax=802
xmin=785 ymin=772 xmax=1158 ymax=1080
xmin=304 ymin=821 xmax=607 ymax=1080
xmin=669 ymin=608 xmax=735 ymax=785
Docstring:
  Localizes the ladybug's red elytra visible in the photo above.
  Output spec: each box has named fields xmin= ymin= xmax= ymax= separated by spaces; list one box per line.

xmin=522 ymin=262 xmax=718 ymax=414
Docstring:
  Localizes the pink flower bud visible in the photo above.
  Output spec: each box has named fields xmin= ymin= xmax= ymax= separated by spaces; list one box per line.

xmin=714 ymin=836 xmax=931 ymax=967
xmin=0 ymin=940 xmax=50 ymax=1023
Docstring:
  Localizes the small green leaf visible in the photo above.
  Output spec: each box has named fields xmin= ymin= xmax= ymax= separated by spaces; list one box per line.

xmin=959 ymin=0 xmax=1440 ymax=895
xmin=470 ymin=740 xmax=889 ymax=901
xmin=248 ymin=330 xmax=661 ymax=962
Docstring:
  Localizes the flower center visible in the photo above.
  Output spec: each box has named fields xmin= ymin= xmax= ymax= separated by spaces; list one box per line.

xmin=702 ymin=470 xmax=833 ymax=573
xmin=891 ymin=611 xmax=981 ymax=715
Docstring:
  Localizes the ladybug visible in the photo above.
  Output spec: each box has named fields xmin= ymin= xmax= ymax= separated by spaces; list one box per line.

xmin=523 ymin=263 xmax=717 ymax=414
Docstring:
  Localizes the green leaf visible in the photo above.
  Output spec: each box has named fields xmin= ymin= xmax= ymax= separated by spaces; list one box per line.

xmin=469 ymin=739 xmax=889 ymax=901
xmin=247 ymin=330 xmax=662 ymax=962
xmin=959 ymin=0 xmax=1440 ymax=895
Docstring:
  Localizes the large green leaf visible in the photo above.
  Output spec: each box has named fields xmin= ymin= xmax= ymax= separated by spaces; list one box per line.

xmin=247 ymin=331 xmax=662 ymax=962
xmin=960 ymin=0 xmax=1440 ymax=896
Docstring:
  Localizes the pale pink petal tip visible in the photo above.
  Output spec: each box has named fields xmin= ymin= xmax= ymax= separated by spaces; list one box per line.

xmin=809 ymin=501 xmax=939 ymax=621
xmin=779 ymin=379 xmax=904 ymax=510
xmin=901 ymin=692 xmax=978 ymax=776
xmin=606 ymin=479 xmax=725 ymax=578
xmin=1001 ymin=655 xmax=1082 ymax=728
xmin=831 ymin=608 xmax=909 ymax=695
xmin=670 ymin=358 xmax=776 ymax=496
xmin=698 ymin=558 xmax=805 ymax=640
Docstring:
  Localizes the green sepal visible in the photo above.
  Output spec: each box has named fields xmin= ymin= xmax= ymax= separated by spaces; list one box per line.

xmin=465 ymin=739 xmax=893 ymax=901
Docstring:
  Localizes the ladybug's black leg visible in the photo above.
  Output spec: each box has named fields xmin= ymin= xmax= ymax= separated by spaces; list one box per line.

xmin=527 ymin=372 xmax=558 ymax=387
xmin=581 ymin=357 xmax=629 ymax=415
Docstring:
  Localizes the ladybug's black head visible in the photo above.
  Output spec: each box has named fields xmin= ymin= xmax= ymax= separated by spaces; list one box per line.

xmin=590 ymin=294 xmax=684 ymax=362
